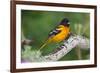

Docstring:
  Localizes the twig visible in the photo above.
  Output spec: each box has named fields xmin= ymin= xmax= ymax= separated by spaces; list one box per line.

xmin=21 ymin=31 xmax=33 ymax=45
xmin=75 ymin=47 xmax=82 ymax=60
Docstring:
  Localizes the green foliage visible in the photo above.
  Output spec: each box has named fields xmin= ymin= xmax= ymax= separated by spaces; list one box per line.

xmin=21 ymin=10 xmax=90 ymax=62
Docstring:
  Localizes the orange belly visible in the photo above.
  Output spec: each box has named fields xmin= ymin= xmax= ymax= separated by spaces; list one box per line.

xmin=51 ymin=27 xmax=69 ymax=43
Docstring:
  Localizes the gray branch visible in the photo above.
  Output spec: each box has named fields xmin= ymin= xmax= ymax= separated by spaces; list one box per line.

xmin=22 ymin=35 xmax=89 ymax=62
xmin=43 ymin=35 xmax=89 ymax=61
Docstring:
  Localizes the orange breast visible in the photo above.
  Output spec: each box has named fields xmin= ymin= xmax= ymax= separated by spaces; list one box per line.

xmin=51 ymin=26 xmax=69 ymax=43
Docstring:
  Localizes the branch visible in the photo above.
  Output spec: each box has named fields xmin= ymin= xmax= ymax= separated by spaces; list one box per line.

xmin=44 ymin=35 xmax=89 ymax=61
xmin=21 ymin=31 xmax=33 ymax=46
xmin=21 ymin=35 xmax=89 ymax=62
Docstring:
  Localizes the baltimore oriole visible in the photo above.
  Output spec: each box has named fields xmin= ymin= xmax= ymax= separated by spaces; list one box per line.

xmin=39 ymin=18 xmax=70 ymax=50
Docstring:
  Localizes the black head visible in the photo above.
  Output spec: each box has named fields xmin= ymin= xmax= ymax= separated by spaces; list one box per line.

xmin=59 ymin=18 xmax=70 ymax=27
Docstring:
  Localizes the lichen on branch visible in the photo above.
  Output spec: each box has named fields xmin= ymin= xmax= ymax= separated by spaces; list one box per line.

xmin=22 ymin=35 xmax=89 ymax=62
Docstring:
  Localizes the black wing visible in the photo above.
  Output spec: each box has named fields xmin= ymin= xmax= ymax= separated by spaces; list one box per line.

xmin=48 ymin=27 xmax=61 ymax=37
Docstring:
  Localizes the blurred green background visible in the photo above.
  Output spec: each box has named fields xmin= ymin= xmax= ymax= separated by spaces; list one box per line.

xmin=21 ymin=10 xmax=90 ymax=61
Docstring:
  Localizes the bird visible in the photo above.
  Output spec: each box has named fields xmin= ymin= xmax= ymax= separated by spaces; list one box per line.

xmin=39 ymin=18 xmax=70 ymax=50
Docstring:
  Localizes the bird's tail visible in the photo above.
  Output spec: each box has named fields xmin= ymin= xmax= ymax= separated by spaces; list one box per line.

xmin=39 ymin=38 xmax=51 ymax=50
